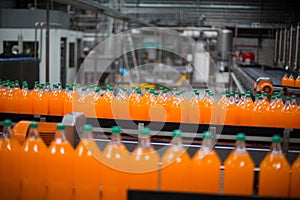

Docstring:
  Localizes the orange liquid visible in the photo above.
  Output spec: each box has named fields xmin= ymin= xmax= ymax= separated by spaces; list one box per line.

xmin=265 ymin=102 xmax=280 ymax=128
xmin=46 ymin=139 xmax=75 ymax=200
xmin=240 ymin=99 xmax=254 ymax=126
xmin=64 ymin=91 xmax=79 ymax=115
xmin=282 ymin=75 xmax=289 ymax=86
xmin=167 ymin=96 xmax=182 ymax=122
xmin=0 ymin=136 xmax=21 ymax=200
xmin=287 ymin=76 xmax=295 ymax=87
xmin=290 ymin=155 xmax=300 ymax=198
xmin=224 ymin=102 xmax=239 ymax=125
xmin=161 ymin=148 xmax=190 ymax=192
xmin=258 ymin=153 xmax=290 ymax=198
xmin=223 ymin=152 xmax=255 ymax=195
xmin=49 ymin=90 xmax=64 ymax=116
xmin=190 ymin=149 xmax=221 ymax=194
xmin=102 ymin=91 xmax=115 ymax=118
xmin=33 ymin=91 xmax=48 ymax=115
xmin=130 ymin=94 xmax=145 ymax=120
xmin=100 ymin=142 xmax=130 ymax=200
xmin=188 ymin=96 xmax=201 ymax=123
xmin=129 ymin=148 xmax=159 ymax=190
xmin=113 ymin=95 xmax=130 ymax=120
xmin=95 ymin=94 xmax=103 ymax=118
xmin=20 ymin=89 xmax=33 ymax=114
xmin=295 ymin=76 xmax=300 ymax=88
xmin=5 ymin=88 xmax=18 ymax=113
xmin=20 ymin=138 xmax=47 ymax=200
xmin=149 ymin=100 xmax=167 ymax=122
xmin=252 ymin=101 xmax=267 ymax=127
xmin=74 ymin=139 xmax=102 ymax=200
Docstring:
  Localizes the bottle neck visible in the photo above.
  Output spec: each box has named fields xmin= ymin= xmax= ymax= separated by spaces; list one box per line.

xmin=271 ymin=142 xmax=282 ymax=155
xmin=201 ymin=138 xmax=213 ymax=153
xmin=235 ymin=141 xmax=247 ymax=153
xmin=138 ymin=135 xmax=151 ymax=150
xmin=2 ymin=126 xmax=12 ymax=138
xmin=171 ymin=137 xmax=183 ymax=151
xmin=111 ymin=134 xmax=122 ymax=145
xmin=55 ymin=130 xmax=67 ymax=143
xmin=28 ymin=128 xmax=40 ymax=140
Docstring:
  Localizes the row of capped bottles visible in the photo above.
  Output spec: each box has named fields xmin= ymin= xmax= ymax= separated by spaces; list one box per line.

xmin=282 ymin=73 xmax=300 ymax=87
xmin=0 ymin=79 xmax=300 ymax=128
xmin=1 ymin=119 xmax=300 ymax=200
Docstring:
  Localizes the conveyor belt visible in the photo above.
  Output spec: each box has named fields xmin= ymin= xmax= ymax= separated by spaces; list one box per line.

xmin=241 ymin=66 xmax=284 ymax=85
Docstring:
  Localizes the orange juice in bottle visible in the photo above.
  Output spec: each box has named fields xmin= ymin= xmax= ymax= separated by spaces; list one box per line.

xmin=290 ymin=155 xmax=300 ymax=198
xmin=287 ymin=73 xmax=295 ymax=87
xmin=190 ymin=131 xmax=221 ymax=194
xmin=240 ymin=94 xmax=254 ymax=126
xmin=265 ymin=95 xmax=280 ymax=127
xmin=20 ymin=121 xmax=47 ymax=200
xmin=49 ymin=84 xmax=64 ymax=116
xmin=129 ymin=128 xmax=159 ymax=190
xmin=73 ymin=124 xmax=102 ymax=200
xmin=102 ymin=85 xmax=115 ymax=118
xmin=161 ymin=130 xmax=190 ymax=192
xmin=223 ymin=93 xmax=239 ymax=125
xmin=33 ymin=84 xmax=49 ymax=115
xmin=281 ymin=73 xmax=289 ymax=86
xmin=295 ymin=73 xmax=300 ymax=88
xmin=223 ymin=133 xmax=254 ymax=196
xmin=114 ymin=86 xmax=130 ymax=120
xmin=46 ymin=123 xmax=75 ymax=200
xmin=151 ymin=89 xmax=168 ymax=122
xmin=64 ymin=85 xmax=78 ymax=114
xmin=19 ymin=83 xmax=33 ymax=114
xmin=252 ymin=95 xmax=267 ymax=127
xmin=94 ymin=88 xmax=103 ymax=118
xmin=6 ymin=83 xmax=18 ymax=113
xmin=258 ymin=135 xmax=290 ymax=198
xmin=167 ymin=91 xmax=182 ymax=122
xmin=130 ymin=88 xmax=144 ymax=120
xmin=101 ymin=126 xmax=130 ymax=200
xmin=0 ymin=119 xmax=21 ymax=200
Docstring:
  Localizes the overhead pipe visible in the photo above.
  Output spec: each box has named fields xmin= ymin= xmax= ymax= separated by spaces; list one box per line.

xmin=288 ymin=26 xmax=293 ymax=68
xmin=278 ymin=29 xmax=282 ymax=64
xmin=294 ymin=24 xmax=299 ymax=69
xmin=274 ymin=30 xmax=278 ymax=65
xmin=282 ymin=28 xmax=287 ymax=66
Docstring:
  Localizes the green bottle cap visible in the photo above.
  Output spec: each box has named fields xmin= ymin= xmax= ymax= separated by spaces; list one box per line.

xmin=226 ymin=94 xmax=230 ymax=98
xmin=94 ymin=87 xmax=100 ymax=93
xmin=272 ymin=135 xmax=281 ymax=143
xmin=150 ymin=88 xmax=155 ymax=94
xmin=291 ymin=95 xmax=296 ymax=99
xmin=30 ymin=121 xmax=38 ymax=129
xmin=154 ymin=91 xmax=159 ymax=96
xmin=236 ymin=133 xmax=245 ymax=141
xmin=258 ymin=96 xmax=263 ymax=100
xmin=3 ymin=119 xmax=12 ymax=127
xmin=286 ymin=96 xmax=291 ymax=101
xmin=83 ymin=124 xmax=93 ymax=132
xmin=140 ymin=128 xmax=150 ymax=136
xmin=277 ymin=93 xmax=282 ymax=98
xmin=246 ymin=94 xmax=251 ymax=98
xmin=145 ymin=86 xmax=150 ymax=90
xmin=159 ymin=87 xmax=164 ymax=91
xmin=56 ymin=123 xmax=65 ymax=130
xmin=69 ymin=86 xmax=73 ymax=90
xmin=203 ymin=131 xmax=212 ymax=139
xmin=172 ymin=130 xmax=182 ymax=138
xmin=271 ymin=95 xmax=276 ymax=100
xmin=195 ymin=91 xmax=199 ymax=95
xmin=172 ymin=88 xmax=177 ymax=91
xmin=112 ymin=126 xmax=121 ymax=134
xmin=82 ymin=87 xmax=87 ymax=91
xmin=46 ymin=82 xmax=50 ymax=86
xmin=136 ymin=89 xmax=141 ymax=94
xmin=235 ymin=91 xmax=239 ymax=94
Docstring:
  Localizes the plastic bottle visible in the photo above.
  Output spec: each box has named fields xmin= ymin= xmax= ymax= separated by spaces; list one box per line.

xmin=94 ymin=87 xmax=103 ymax=118
xmin=234 ymin=91 xmax=240 ymax=104
xmin=33 ymin=84 xmax=48 ymax=115
xmin=282 ymin=73 xmax=289 ymax=86
xmin=6 ymin=83 xmax=18 ymax=113
xmin=0 ymin=119 xmax=21 ymax=200
xmin=295 ymin=73 xmax=300 ymax=88
xmin=167 ymin=91 xmax=182 ymax=122
xmin=290 ymin=155 xmax=300 ymax=198
xmin=190 ymin=131 xmax=221 ymax=194
xmin=130 ymin=88 xmax=144 ymax=120
xmin=291 ymin=95 xmax=298 ymax=110
xmin=252 ymin=96 xmax=267 ymax=127
xmin=188 ymin=90 xmax=201 ymax=123
xmin=75 ymin=86 xmax=88 ymax=114
xmin=73 ymin=124 xmax=102 ymax=200
xmin=113 ymin=86 xmax=130 ymax=119
xmin=281 ymin=96 xmax=293 ymax=128
xmin=240 ymin=94 xmax=254 ymax=126
xmin=287 ymin=73 xmax=295 ymax=87
xmin=102 ymin=86 xmax=115 ymax=118
xmin=20 ymin=121 xmax=47 ymax=200
xmin=129 ymin=128 xmax=159 ymax=190
xmin=161 ymin=130 xmax=190 ymax=192
xmin=19 ymin=83 xmax=33 ymax=114
xmin=223 ymin=133 xmax=254 ymax=196
xmin=265 ymin=95 xmax=280 ymax=127
xmin=64 ymin=86 xmax=79 ymax=115
xmin=101 ymin=126 xmax=130 ymax=200
xmin=258 ymin=135 xmax=290 ymax=198
xmin=46 ymin=123 xmax=75 ymax=200
xmin=49 ymin=84 xmax=64 ymax=116
xmin=223 ymin=93 xmax=239 ymax=125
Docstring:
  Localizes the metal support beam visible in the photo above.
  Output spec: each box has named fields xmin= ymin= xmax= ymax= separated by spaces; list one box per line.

xmin=46 ymin=0 xmax=50 ymax=82
xmin=52 ymin=0 xmax=153 ymax=27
